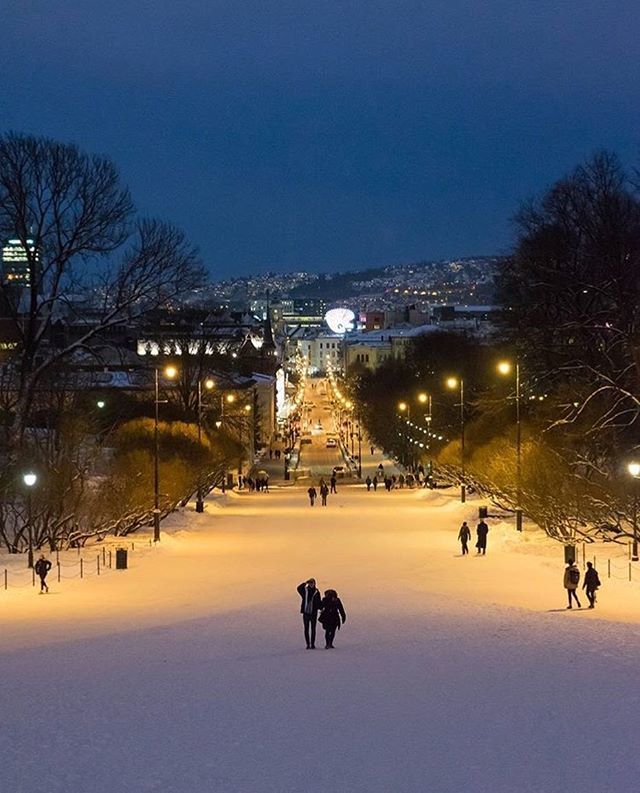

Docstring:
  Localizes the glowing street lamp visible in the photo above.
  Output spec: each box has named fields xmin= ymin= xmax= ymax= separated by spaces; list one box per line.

xmin=96 ymin=400 xmax=106 ymax=410
xmin=497 ymin=359 xmax=522 ymax=531
xmin=446 ymin=376 xmax=465 ymax=503
xmin=628 ymin=462 xmax=640 ymax=561
xmin=23 ymin=472 xmax=38 ymax=569
xmin=195 ymin=377 xmax=217 ymax=513
xmin=153 ymin=364 xmax=178 ymax=542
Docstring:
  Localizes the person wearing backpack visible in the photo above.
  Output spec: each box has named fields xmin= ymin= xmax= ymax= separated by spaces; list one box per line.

xmin=583 ymin=561 xmax=601 ymax=609
xmin=564 ymin=559 xmax=582 ymax=609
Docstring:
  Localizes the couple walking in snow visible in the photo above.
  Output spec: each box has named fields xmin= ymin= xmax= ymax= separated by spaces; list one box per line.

xmin=458 ymin=519 xmax=489 ymax=555
xmin=564 ymin=559 xmax=601 ymax=609
xmin=297 ymin=578 xmax=347 ymax=649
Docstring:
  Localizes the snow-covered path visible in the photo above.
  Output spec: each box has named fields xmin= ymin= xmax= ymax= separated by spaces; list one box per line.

xmin=2 ymin=486 xmax=640 ymax=793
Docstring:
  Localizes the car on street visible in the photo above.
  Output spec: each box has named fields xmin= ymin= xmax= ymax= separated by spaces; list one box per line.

xmin=326 ymin=438 xmax=337 ymax=448
xmin=332 ymin=465 xmax=346 ymax=477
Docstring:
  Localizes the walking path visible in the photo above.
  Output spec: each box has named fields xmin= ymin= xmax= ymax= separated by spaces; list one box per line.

xmin=3 ymin=487 xmax=640 ymax=792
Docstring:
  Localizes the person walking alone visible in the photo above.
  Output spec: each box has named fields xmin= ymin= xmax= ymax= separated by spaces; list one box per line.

xmin=330 ymin=475 xmax=337 ymax=494
xmin=476 ymin=519 xmax=489 ymax=555
xmin=564 ymin=559 xmax=582 ymax=609
xmin=582 ymin=561 xmax=600 ymax=609
xmin=307 ymin=486 xmax=317 ymax=507
xmin=34 ymin=554 xmax=52 ymax=593
xmin=297 ymin=578 xmax=322 ymax=649
xmin=318 ymin=588 xmax=347 ymax=649
xmin=320 ymin=481 xmax=329 ymax=506
xmin=458 ymin=521 xmax=471 ymax=555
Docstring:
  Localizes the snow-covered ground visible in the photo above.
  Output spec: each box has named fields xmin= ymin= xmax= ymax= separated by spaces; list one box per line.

xmin=2 ymin=485 xmax=640 ymax=793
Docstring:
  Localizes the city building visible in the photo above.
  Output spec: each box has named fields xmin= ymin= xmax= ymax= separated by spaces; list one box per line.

xmin=2 ymin=238 xmax=37 ymax=285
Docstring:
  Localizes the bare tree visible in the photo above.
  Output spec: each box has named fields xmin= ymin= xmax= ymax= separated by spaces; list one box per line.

xmin=0 ymin=132 xmax=204 ymax=459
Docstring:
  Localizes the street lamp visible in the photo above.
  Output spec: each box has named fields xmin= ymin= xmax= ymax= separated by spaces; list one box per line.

xmin=497 ymin=360 xmax=522 ymax=531
xmin=96 ymin=400 xmax=106 ymax=410
xmin=154 ymin=364 xmax=178 ymax=542
xmin=23 ymin=472 xmax=37 ymax=568
xmin=195 ymin=377 xmax=216 ymax=513
xmin=446 ymin=377 xmax=465 ymax=502
xmin=628 ymin=462 xmax=640 ymax=560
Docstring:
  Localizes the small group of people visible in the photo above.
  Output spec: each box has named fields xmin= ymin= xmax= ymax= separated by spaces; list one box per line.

xmin=297 ymin=578 xmax=347 ymax=649
xmin=307 ymin=475 xmax=337 ymax=506
xmin=240 ymin=475 xmax=269 ymax=492
xmin=564 ymin=559 xmax=601 ymax=609
xmin=457 ymin=519 xmax=489 ymax=555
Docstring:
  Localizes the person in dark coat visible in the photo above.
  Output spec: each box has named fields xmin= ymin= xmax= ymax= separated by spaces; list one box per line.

xmin=564 ymin=560 xmax=582 ymax=609
xmin=330 ymin=475 xmax=337 ymax=494
xmin=320 ymin=481 xmax=329 ymax=506
xmin=34 ymin=554 xmax=52 ymax=593
xmin=297 ymin=578 xmax=322 ymax=649
xmin=582 ymin=561 xmax=600 ymax=608
xmin=372 ymin=475 xmax=378 ymax=491
xmin=458 ymin=521 xmax=471 ymax=555
xmin=318 ymin=589 xmax=347 ymax=649
xmin=365 ymin=476 xmax=372 ymax=491
xmin=307 ymin=486 xmax=317 ymax=506
xmin=476 ymin=520 xmax=489 ymax=555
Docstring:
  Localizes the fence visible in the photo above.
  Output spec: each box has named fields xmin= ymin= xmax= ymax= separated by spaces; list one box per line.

xmin=1 ymin=538 xmax=157 ymax=593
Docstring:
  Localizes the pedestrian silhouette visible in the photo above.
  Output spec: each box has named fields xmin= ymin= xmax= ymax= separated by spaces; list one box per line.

xmin=318 ymin=588 xmax=347 ymax=648
xmin=564 ymin=560 xmax=582 ymax=609
xmin=34 ymin=554 xmax=52 ymax=593
xmin=297 ymin=578 xmax=322 ymax=649
xmin=476 ymin=520 xmax=489 ymax=555
xmin=320 ymin=481 xmax=329 ymax=506
xmin=458 ymin=521 xmax=471 ymax=555
xmin=582 ymin=561 xmax=600 ymax=608
xmin=307 ymin=486 xmax=317 ymax=506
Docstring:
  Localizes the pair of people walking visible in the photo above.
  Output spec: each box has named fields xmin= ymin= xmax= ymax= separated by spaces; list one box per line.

xmin=564 ymin=560 xmax=601 ymax=609
xmin=297 ymin=579 xmax=347 ymax=649
xmin=457 ymin=520 xmax=488 ymax=555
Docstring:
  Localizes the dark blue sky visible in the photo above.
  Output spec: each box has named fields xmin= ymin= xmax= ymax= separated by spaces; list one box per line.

xmin=2 ymin=1 xmax=639 ymax=278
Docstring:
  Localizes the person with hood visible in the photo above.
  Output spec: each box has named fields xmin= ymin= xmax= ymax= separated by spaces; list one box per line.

xmin=318 ymin=588 xmax=347 ymax=649
xmin=564 ymin=559 xmax=582 ymax=609
xmin=320 ymin=481 xmax=329 ymax=506
xmin=34 ymin=554 xmax=52 ymax=593
xmin=307 ymin=486 xmax=317 ymax=506
xmin=297 ymin=578 xmax=322 ymax=649
xmin=458 ymin=521 xmax=471 ymax=555
xmin=582 ymin=561 xmax=600 ymax=608
xmin=476 ymin=519 xmax=489 ymax=555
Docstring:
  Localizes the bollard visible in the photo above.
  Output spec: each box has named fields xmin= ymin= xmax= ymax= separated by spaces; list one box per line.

xmin=629 ymin=562 xmax=632 ymax=582
xmin=608 ymin=559 xmax=611 ymax=579
xmin=131 ymin=542 xmax=135 ymax=551
xmin=56 ymin=549 xmax=60 ymax=564
xmin=80 ymin=558 xmax=83 ymax=579
xmin=629 ymin=543 xmax=632 ymax=561
xmin=109 ymin=550 xmax=112 ymax=569
xmin=102 ymin=547 xmax=106 ymax=565
xmin=4 ymin=569 xmax=7 ymax=590
xmin=149 ymin=539 xmax=152 ymax=547
xmin=32 ymin=568 xmax=35 ymax=587
xmin=57 ymin=563 xmax=61 ymax=583
xmin=97 ymin=555 xmax=100 ymax=576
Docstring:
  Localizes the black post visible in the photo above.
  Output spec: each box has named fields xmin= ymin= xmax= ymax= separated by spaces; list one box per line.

xmin=153 ymin=368 xmax=161 ymax=541
xmin=196 ymin=380 xmax=204 ymax=513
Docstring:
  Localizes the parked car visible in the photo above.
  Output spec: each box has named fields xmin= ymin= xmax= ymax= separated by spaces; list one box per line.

xmin=332 ymin=465 xmax=346 ymax=477
xmin=326 ymin=438 xmax=337 ymax=448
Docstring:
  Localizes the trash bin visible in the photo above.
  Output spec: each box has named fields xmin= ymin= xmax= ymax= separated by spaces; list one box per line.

xmin=479 ymin=506 xmax=488 ymax=519
xmin=564 ymin=544 xmax=576 ymax=564
xmin=115 ymin=548 xmax=128 ymax=570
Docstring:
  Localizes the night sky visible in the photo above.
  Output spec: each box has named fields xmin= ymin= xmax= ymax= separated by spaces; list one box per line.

xmin=2 ymin=1 xmax=639 ymax=277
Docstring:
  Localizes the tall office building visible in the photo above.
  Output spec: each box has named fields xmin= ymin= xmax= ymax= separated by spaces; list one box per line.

xmin=2 ymin=238 xmax=37 ymax=285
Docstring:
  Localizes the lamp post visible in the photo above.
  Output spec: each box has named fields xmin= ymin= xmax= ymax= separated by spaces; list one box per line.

xmin=195 ymin=378 xmax=215 ymax=513
xmin=628 ymin=462 xmax=640 ymax=561
xmin=23 ymin=471 xmax=37 ymax=568
xmin=446 ymin=377 xmax=465 ymax=502
xmin=498 ymin=360 xmax=522 ymax=531
xmin=154 ymin=364 xmax=178 ymax=542
xmin=398 ymin=401 xmax=411 ymax=468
